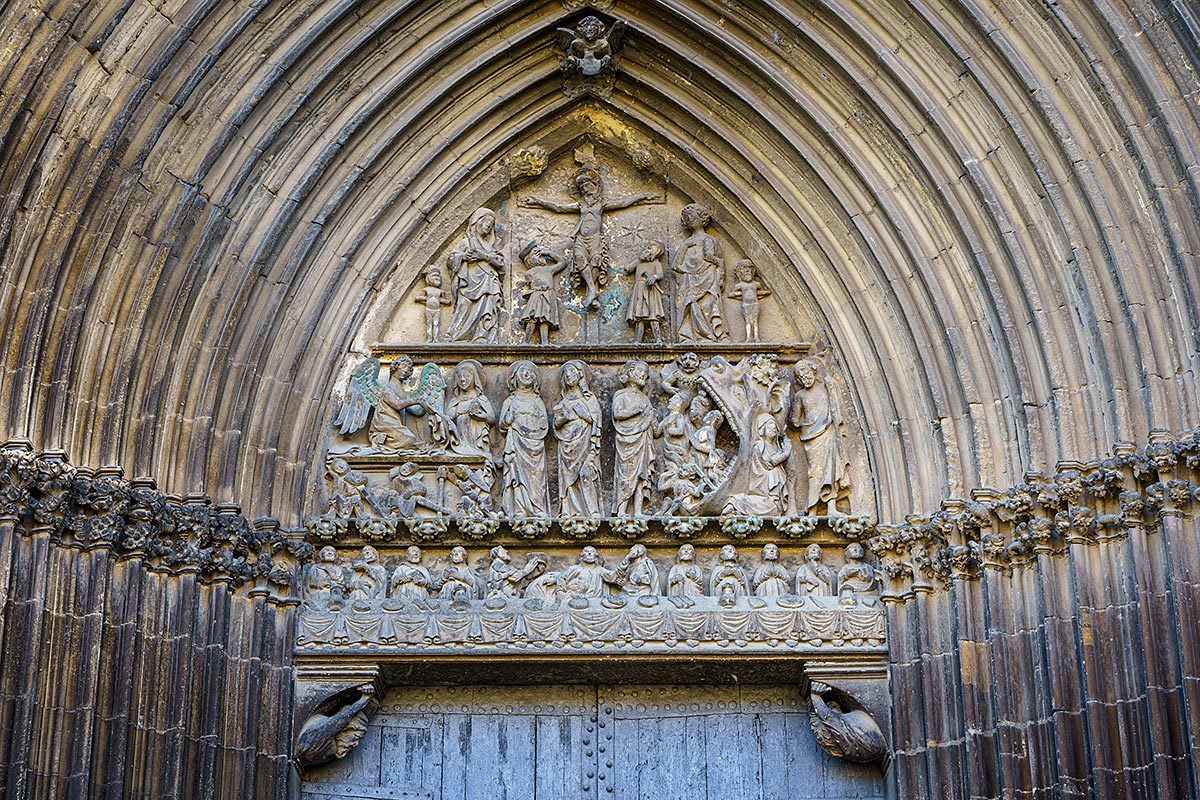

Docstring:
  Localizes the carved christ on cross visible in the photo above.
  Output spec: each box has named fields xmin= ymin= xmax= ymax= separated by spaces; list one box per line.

xmin=520 ymin=167 xmax=660 ymax=309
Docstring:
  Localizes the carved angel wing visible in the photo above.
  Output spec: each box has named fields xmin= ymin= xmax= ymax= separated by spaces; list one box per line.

xmin=415 ymin=363 xmax=447 ymax=416
xmin=333 ymin=357 xmax=382 ymax=435
xmin=556 ymin=27 xmax=578 ymax=53
xmin=606 ymin=20 xmax=628 ymax=51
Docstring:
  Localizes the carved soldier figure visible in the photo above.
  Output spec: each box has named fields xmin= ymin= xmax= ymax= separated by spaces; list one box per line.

xmin=326 ymin=457 xmax=371 ymax=517
xmin=620 ymin=241 xmax=667 ymax=343
xmin=795 ymin=543 xmax=835 ymax=596
xmin=620 ymin=544 xmax=659 ymax=597
xmin=558 ymin=545 xmax=624 ymax=598
xmin=673 ymin=203 xmax=726 ymax=341
xmin=437 ymin=546 xmax=478 ymax=602
xmin=837 ymin=543 xmax=876 ymax=603
xmin=446 ymin=208 xmax=505 ymax=342
xmin=791 ymin=357 xmax=851 ymax=514
xmin=554 ymin=360 xmax=602 ymax=517
xmin=445 ymin=360 xmax=494 ymax=456
xmin=708 ymin=544 xmax=749 ymax=606
xmin=304 ymin=546 xmax=344 ymax=610
xmin=726 ymin=259 xmax=770 ymax=341
xmin=390 ymin=545 xmax=432 ymax=606
xmin=612 ymin=360 xmax=656 ymax=516
xmin=516 ymin=241 xmax=569 ymax=344
xmin=347 ymin=546 xmax=387 ymax=603
xmin=413 ymin=266 xmax=452 ymax=341
xmin=752 ymin=543 xmax=790 ymax=597
xmin=386 ymin=462 xmax=449 ymax=516
xmin=667 ymin=543 xmax=705 ymax=597
xmin=485 ymin=546 xmax=546 ymax=599
xmin=499 ymin=361 xmax=550 ymax=518
xmin=521 ymin=164 xmax=658 ymax=310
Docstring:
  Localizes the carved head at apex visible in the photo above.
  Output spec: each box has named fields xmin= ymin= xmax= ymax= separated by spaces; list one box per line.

xmin=577 ymin=15 xmax=605 ymax=41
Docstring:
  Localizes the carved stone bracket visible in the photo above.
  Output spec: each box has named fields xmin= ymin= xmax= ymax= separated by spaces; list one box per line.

xmin=803 ymin=661 xmax=890 ymax=769
xmin=294 ymin=665 xmax=384 ymax=770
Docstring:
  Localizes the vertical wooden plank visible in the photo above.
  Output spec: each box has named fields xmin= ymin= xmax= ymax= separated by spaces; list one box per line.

xmin=611 ymin=709 xmax=640 ymax=799
xmin=381 ymin=715 xmax=441 ymax=795
xmin=535 ymin=712 xmax=587 ymax=797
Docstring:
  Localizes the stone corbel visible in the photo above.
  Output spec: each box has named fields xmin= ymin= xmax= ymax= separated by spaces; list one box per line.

xmin=803 ymin=662 xmax=890 ymax=769
xmin=294 ymin=665 xmax=383 ymax=770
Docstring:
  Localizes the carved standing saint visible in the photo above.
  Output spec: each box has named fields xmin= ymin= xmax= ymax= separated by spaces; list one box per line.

xmin=553 ymin=360 xmax=602 ymax=517
xmin=347 ymin=546 xmax=388 ymax=602
xmin=791 ymin=357 xmax=851 ymax=514
xmin=446 ymin=208 xmax=505 ymax=342
xmin=795 ymin=543 xmax=835 ymax=596
xmin=558 ymin=546 xmax=624 ymax=598
xmin=521 ymin=164 xmax=658 ymax=310
xmin=390 ymin=545 xmax=432 ymax=606
xmin=673 ymin=203 xmax=725 ymax=341
xmin=667 ymin=543 xmax=704 ymax=597
xmin=708 ymin=544 xmax=749 ymax=605
xmin=837 ymin=543 xmax=876 ymax=603
xmin=499 ymin=361 xmax=550 ymax=518
xmin=752 ymin=543 xmax=790 ymax=597
xmin=445 ymin=360 xmax=494 ymax=456
xmin=437 ymin=546 xmax=478 ymax=602
xmin=611 ymin=360 xmax=656 ymax=516
xmin=621 ymin=241 xmax=667 ymax=343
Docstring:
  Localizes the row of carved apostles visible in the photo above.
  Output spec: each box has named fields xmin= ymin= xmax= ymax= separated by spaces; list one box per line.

xmin=330 ymin=352 xmax=850 ymax=519
xmin=416 ymin=191 xmax=770 ymax=345
xmin=303 ymin=541 xmax=877 ymax=610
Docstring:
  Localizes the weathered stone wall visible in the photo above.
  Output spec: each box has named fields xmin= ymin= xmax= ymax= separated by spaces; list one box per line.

xmin=0 ymin=444 xmax=308 ymax=798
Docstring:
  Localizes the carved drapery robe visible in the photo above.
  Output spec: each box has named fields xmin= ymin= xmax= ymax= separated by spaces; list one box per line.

xmin=446 ymin=210 xmax=504 ymax=342
xmin=554 ymin=390 xmax=602 ymax=516
xmin=667 ymin=563 xmax=704 ymax=597
xmin=624 ymin=557 xmax=659 ymax=597
xmin=673 ymin=230 xmax=725 ymax=341
xmin=792 ymin=379 xmax=848 ymax=512
xmin=795 ymin=561 xmax=835 ymax=596
xmin=446 ymin=389 xmax=493 ymax=455
xmin=391 ymin=564 xmax=432 ymax=605
xmin=558 ymin=562 xmax=619 ymax=598
xmin=612 ymin=386 xmax=656 ymax=515
xmin=752 ymin=562 xmax=791 ymax=597
xmin=500 ymin=389 xmax=550 ymax=517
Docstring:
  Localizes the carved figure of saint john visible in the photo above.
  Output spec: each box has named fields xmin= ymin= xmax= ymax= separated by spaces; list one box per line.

xmin=445 ymin=208 xmax=505 ymax=342
xmin=553 ymin=360 xmax=602 ymax=517
xmin=611 ymin=360 xmax=656 ymax=516
xmin=499 ymin=360 xmax=550 ymax=518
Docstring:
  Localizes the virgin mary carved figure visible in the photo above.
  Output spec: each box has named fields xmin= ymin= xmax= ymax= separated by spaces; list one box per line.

xmin=445 ymin=360 xmax=493 ymax=455
xmin=446 ymin=208 xmax=505 ymax=342
xmin=672 ymin=203 xmax=725 ymax=342
xmin=553 ymin=360 xmax=602 ymax=517
xmin=499 ymin=360 xmax=550 ymax=518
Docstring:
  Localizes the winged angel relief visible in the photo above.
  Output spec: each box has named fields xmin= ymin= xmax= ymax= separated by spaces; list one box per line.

xmin=334 ymin=356 xmax=450 ymax=453
xmin=557 ymin=16 xmax=627 ymax=96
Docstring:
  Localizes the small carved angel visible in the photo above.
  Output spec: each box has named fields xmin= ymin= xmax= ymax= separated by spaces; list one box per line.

xmin=557 ymin=16 xmax=627 ymax=78
xmin=333 ymin=357 xmax=450 ymax=452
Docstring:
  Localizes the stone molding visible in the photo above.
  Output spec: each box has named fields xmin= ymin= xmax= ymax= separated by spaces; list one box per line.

xmin=0 ymin=440 xmax=311 ymax=599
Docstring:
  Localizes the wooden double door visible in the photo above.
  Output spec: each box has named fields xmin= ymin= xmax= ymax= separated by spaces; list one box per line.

xmin=301 ymin=684 xmax=884 ymax=800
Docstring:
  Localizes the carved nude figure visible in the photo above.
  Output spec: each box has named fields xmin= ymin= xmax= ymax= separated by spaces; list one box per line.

xmin=553 ymin=360 xmax=602 ymax=517
xmin=661 ymin=351 xmax=702 ymax=402
xmin=620 ymin=241 xmax=667 ymax=343
xmin=837 ymin=543 xmax=876 ymax=603
xmin=673 ymin=203 xmax=726 ymax=341
xmin=791 ymin=357 xmax=850 ymax=514
xmin=709 ymin=544 xmax=749 ymax=605
xmin=667 ymin=543 xmax=705 ymax=598
xmin=521 ymin=166 xmax=658 ymax=309
xmin=445 ymin=360 xmax=493 ymax=456
xmin=516 ymin=241 xmax=568 ymax=344
xmin=485 ymin=546 xmax=546 ymax=599
xmin=499 ymin=361 xmax=550 ymax=518
xmin=795 ymin=543 xmax=835 ymax=596
xmin=726 ymin=259 xmax=770 ymax=341
xmin=413 ymin=266 xmax=452 ymax=341
xmin=611 ymin=360 xmax=656 ymax=516
xmin=437 ymin=546 xmax=478 ymax=602
xmin=752 ymin=543 xmax=791 ymax=597
xmin=445 ymin=208 xmax=505 ymax=342
xmin=390 ymin=545 xmax=432 ymax=606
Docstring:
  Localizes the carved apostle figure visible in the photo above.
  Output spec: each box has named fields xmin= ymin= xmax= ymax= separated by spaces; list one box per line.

xmin=521 ymin=163 xmax=658 ymax=310
xmin=445 ymin=360 xmax=494 ymax=456
xmin=517 ymin=241 xmax=569 ymax=344
xmin=499 ymin=361 xmax=550 ymax=518
xmin=621 ymin=241 xmax=668 ymax=343
xmin=611 ymin=360 xmax=657 ymax=516
xmin=708 ymin=544 xmax=749 ymax=606
xmin=438 ymin=546 xmax=478 ymax=602
xmin=445 ymin=208 xmax=505 ymax=342
xmin=347 ymin=546 xmax=388 ymax=603
xmin=485 ymin=546 xmax=546 ymax=599
xmin=795 ymin=543 xmax=835 ymax=596
xmin=304 ymin=546 xmax=344 ymax=610
xmin=667 ymin=543 xmax=705 ymax=598
xmin=554 ymin=360 xmax=603 ymax=517
xmin=791 ymin=357 xmax=850 ymax=514
xmin=837 ymin=543 xmax=876 ymax=603
xmin=620 ymin=544 xmax=659 ymax=597
xmin=390 ymin=545 xmax=432 ymax=606
xmin=673 ymin=203 xmax=726 ymax=341
xmin=558 ymin=545 xmax=624 ymax=598
xmin=728 ymin=413 xmax=792 ymax=515
xmin=752 ymin=543 xmax=791 ymax=597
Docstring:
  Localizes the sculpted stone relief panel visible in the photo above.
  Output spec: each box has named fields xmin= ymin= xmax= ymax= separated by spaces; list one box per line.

xmin=297 ymin=541 xmax=884 ymax=655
